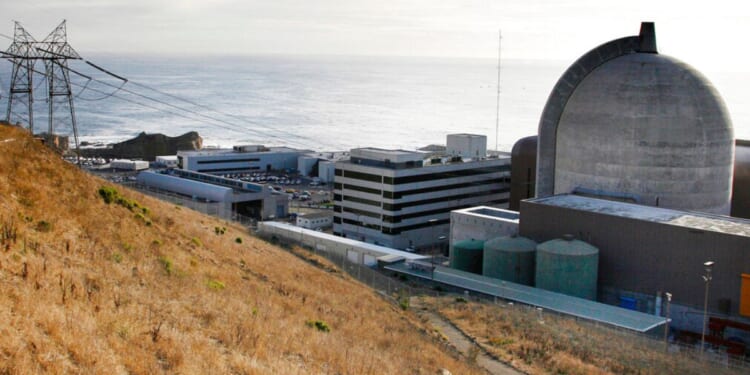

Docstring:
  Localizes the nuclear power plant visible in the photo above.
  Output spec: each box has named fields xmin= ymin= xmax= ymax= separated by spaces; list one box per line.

xmin=536 ymin=22 xmax=735 ymax=214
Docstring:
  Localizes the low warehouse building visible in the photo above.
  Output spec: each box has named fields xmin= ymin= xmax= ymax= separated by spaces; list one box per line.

xmin=136 ymin=169 xmax=287 ymax=220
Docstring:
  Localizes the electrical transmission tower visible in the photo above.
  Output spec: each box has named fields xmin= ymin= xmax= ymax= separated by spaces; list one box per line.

xmin=2 ymin=20 xmax=81 ymax=152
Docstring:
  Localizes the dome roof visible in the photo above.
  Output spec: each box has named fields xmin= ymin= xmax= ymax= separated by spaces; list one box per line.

xmin=537 ymin=23 xmax=734 ymax=214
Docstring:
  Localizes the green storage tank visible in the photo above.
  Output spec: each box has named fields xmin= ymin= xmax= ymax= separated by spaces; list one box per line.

xmin=535 ymin=235 xmax=599 ymax=300
xmin=450 ymin=239 xmax=485 ymax=274
xmin=483 ymin=235 xmax=536 ymax=285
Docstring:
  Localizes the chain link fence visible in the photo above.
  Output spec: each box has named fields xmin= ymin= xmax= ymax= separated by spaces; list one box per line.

xmin=122 ymin=180 xmax=749 ymax=372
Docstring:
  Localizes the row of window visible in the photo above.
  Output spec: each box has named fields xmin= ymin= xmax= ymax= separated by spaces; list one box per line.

xmin=382 ymin=188 xmax=510 ymax=211
xmin=334 ymin=197 xmax=510 ymax=232
xmin=335 ymin=177 xmax=510 ymax=201
xmin=196 ymin=166 xmax=261 ymax=173
xmin=382 ymin=177 xmax=510 ymax=199
xmin=334 ymin=164 xmax=510 ymax=186
xmin=196 ymin=158 xmax=260 ymax=165
xmin=333 ymin=188 xmax=509 ymax=217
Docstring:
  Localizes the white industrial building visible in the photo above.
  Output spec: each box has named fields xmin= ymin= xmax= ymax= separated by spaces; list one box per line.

xmin=333 ymin=135 xmax=511 ymax=250
xmin=318 ymin=160 xmax=336 ymax=183
xmin=155 ymin=155 xmax=179 ymax=168
xmin=446 ymin=133 xmax=487 ymax=159
xmin=298 ymin=151 xmax=349 ymax=180
xmin=177 ymin=145 xmax=311 ymax=174
xmin=449 ymin=206 xmax=519 ymax=245
xmin=111 ymin=159 xmax=149 ymax=171
xmin=296 ymin=211 xmax=334 ymax=230
xmin=136 ymin=169 xmax=287 ymax=220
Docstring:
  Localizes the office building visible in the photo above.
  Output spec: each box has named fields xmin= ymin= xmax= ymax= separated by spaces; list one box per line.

xmin=333 ymin=136 xmax=510 ymax=249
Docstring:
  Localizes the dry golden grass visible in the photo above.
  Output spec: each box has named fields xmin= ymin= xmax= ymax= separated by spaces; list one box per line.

xmin=0 ymin=125 xmax=481 ymax=374
xmin=421 ymin=296 xmax=741 ymax=375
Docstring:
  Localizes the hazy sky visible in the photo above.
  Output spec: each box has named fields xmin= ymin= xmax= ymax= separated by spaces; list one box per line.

xmin=1 ymin=0 xmax=748 ymax=73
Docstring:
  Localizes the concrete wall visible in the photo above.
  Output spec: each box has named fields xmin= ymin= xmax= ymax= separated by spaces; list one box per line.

xmin=449 ymin=209 xmax=519 ymax=246
xmin=136 ymin=171 xmax=233 ymax=217
xmin=181 ymin=150 xmax=303 ymax=174
xmin=318 ymin=161 xmax=335 ymax=183
xmin=297 ymin=156 xmax=319 ymax=177
xmin=519 ymin=199 xmax=750 ymax=318
xmin=447 ymin=134 xmax=487 ymax=159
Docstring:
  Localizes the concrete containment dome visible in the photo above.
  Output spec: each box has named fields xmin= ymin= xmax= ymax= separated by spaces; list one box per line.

xmin=537 ymin=23 xmax=734 ymax=214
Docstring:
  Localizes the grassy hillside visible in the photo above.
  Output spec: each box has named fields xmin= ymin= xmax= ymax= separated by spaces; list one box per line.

xmin=0 ymin=125 xmax=479 ymax=374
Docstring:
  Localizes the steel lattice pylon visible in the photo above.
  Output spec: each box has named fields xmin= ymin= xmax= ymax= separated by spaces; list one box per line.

xmin=2 ymin=20 xmax=82 ymax=153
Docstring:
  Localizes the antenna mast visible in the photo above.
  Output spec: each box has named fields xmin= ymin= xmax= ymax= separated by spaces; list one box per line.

xmin=494 ymin=29 xmax=502 ymax=152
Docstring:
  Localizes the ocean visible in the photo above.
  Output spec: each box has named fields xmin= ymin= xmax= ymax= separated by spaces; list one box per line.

xmin=1 ymin=54 xmax=749 ymax=152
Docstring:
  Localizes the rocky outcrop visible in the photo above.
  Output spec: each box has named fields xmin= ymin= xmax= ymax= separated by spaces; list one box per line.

xmin=80 ymin=131 xmax=202 ymax=161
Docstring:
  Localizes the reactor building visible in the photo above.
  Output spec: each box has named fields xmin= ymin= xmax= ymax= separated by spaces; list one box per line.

xmin=535 ymin=22 xmax=734 ymax=215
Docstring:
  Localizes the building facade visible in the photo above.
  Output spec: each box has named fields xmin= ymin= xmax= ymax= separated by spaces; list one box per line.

xmin=177 ymin=145 xmax=310 ymax=174
xmin=449 ymin=206 xmax=519 ymax=246
xmin=333 ymin=147 xmax=510 ymax=249
xmin=296 ymin=211 xmax=334 ymax=230
xmin=519 ymin=194 xmax=750 ymax=327
xmin=136 ymin=169 xmax=287 ymax=220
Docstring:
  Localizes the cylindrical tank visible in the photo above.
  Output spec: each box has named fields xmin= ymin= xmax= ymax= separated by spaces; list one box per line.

xmin=450 ymin=239 xmax=484 ymax=274
xmin=510 ymin=135 xmax=537 ymax=211
xmin=483 ymin=235 xmax=536 ymax=285
xmin=535 ymin=235 xmax=599 ymax=300
xmin=732 ymin=140 xmax=750 ymax=219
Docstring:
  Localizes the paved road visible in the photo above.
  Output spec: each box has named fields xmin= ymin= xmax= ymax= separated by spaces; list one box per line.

xmin=412 ymin=299 xmax=521 ymax=375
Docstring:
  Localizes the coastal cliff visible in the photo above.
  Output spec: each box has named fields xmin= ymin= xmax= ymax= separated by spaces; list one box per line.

xmin=80 ymin=131 xmax=202 ymax=160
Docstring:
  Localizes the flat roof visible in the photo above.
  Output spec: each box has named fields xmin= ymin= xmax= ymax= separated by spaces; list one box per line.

xmin=260 ymin=221 xmax=428 ymax=261
xmin=386 ymin=263 xmax=666 ymax=332
xmin=298 ymin=211 xmax=334 ymax=220
xmin=178 ymin=146 xmax=306 ymax=157
xmin=453 ymin=206 xmax=519 ymax=221
xmin=350 ymin=147 xmax=425 ymax=163
xmin=526 ymin=194 xmax=750 ymax=237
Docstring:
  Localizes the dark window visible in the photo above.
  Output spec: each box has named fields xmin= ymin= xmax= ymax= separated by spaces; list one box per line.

xmin=343 ymin=170 xmax=382 ymax=183
xmin=385 ymin=179 xmax=508 ymax=199
xmin=392 ymin=165 xmax=509 ymax=184
xmin=334 ymin=168 xmax=343 ymax=176
xmin=342 ymin=206 xmax=380 ymax=218
xmin=333 ymin=182 xmax=343 ymax=189
xmin=333 ymin=194 xmax=342 ymax=202
xmin=343 ymin=184 xmax=381 ymax=195
xmin=381 ymin=188 xmax=509 ymax=211
xmin=381 ymin=218 xmax=451 ymax=235
xmin=343 ymin=195 xmax=380 ymax=207
xmin=333 ymin=217 xmax=342 ymax=224
xmin=333 ymin=205 xmax=342 ymax=213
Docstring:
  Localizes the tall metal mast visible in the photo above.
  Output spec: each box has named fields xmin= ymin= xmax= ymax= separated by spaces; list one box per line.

xmin=2 ymin=20 xmax=82 ymax=153
xmin=494 ymin=29 xmax=502 ymax=152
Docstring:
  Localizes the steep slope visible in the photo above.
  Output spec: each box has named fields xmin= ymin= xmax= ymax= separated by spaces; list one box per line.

xmin=0 ymin=125 xmax=478 ymax=374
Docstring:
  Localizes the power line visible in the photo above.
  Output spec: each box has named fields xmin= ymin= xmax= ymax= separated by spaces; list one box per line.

xmin=67 ymin=60 xmax=334 ymax=149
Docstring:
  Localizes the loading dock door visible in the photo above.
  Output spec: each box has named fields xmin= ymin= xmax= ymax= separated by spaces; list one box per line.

xmin=741 ymin=274 xmax=750 ymax=317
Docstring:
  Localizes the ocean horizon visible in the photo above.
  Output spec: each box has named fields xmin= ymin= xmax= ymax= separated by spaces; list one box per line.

xmin=1 ymin=53 xmax=748 ymax=152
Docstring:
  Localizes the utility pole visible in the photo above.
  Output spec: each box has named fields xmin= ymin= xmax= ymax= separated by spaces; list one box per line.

xmin=2 ymin=21 xmax=82 ymax=155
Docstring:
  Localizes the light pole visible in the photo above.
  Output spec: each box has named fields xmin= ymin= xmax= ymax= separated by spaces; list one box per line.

xmin=700 ymin=261 xmax=714 ymax=357
xmin=664 ymin=292 xmax=672 ymax=352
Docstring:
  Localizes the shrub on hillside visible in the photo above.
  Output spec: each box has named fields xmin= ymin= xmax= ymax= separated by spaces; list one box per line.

xmin=305 ymin=320 xmax=331 ymax=333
